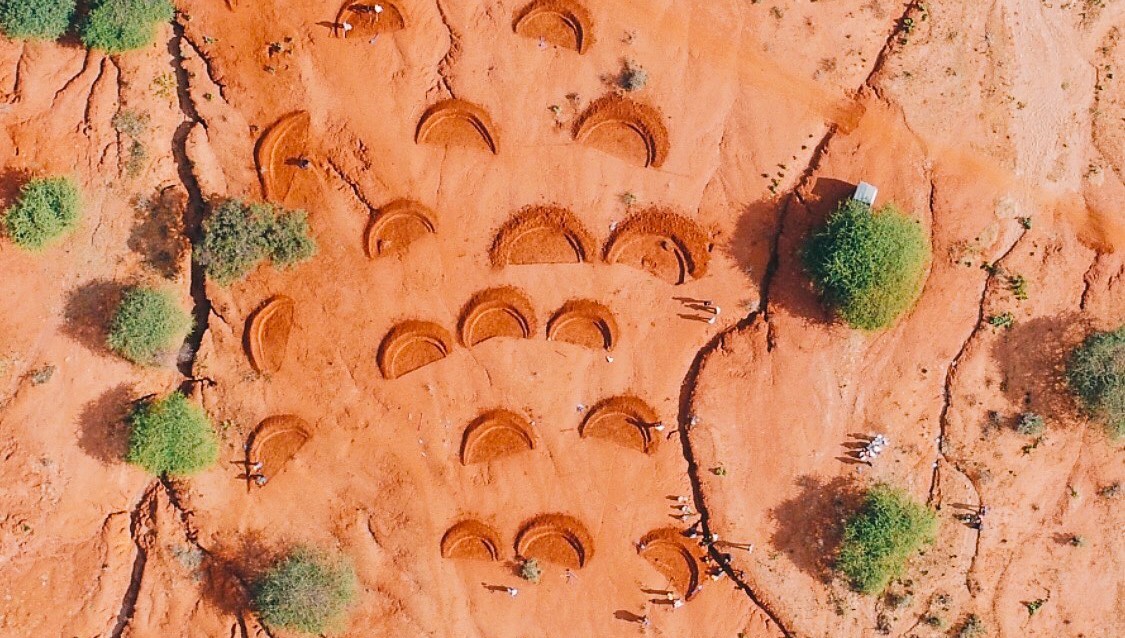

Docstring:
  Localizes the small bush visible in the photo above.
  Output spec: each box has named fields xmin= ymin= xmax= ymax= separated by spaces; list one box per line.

xmin=254 ymin=547 xmax=356 ymax=634
xmin=80 ymin=0 xmax=174 ymax=53
xmin=197 ymin=200 xmax=316 ymax=285
xmin=126 ymin=392 xmax=218 ymax=476
xmin=0 ymin=0 xmax=75 ymax=40
xmin=107 ymin=286 xmax=192 ymax=365
xmin=3 ymin=176 xmax=81 ymax=250
xmin=518 ymin=558 xmax=542 ymax=583
xmin=955 ymin=614 xmax=985 ymax=638
xmin=112 ymin=110 xmax=150 ymax=137
xmin=1066 ymin=325 xmax=1125 ymax=438
xmin=803 ymin=199 xmax=930 ymax=330
xmin=617 ymin=59 xmax=648 ymax=92
xmin=835 ymin=484 xmax=937 ymax=595
xmin=987 ymin=312 xmax=1015 ymax=330
xmin=1015 ymin=412 xmax=1045 ymax=436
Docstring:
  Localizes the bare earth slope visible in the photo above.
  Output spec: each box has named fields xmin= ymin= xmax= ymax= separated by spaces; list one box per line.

xmin=0 ymin=1 xmax=1121 ymax=637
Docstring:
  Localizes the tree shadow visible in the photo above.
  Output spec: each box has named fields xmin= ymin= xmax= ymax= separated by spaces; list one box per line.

xmin=76 ymin=384 xmax=136 ymax=464
xmin=203 ymin=531 xmax=282 ymax=615
xmin=762 ymin=179 xmax=854 ymax=325
xmin=128 ymin=187 xmax=188 ymax=280
xmin=769 ymin=475 xmax=863 ymax=581
xmin=0 ymin=167 xmax=29 ymax=210
xmin=726 ymin=199 xmax=782 ymax=285
xmin=991 ymin=313 xmax=1087 ymax=425
xmin=61 ymin=279 xmax=128 ymax=358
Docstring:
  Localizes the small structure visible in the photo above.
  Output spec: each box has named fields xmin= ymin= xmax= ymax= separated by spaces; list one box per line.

xmin=852 ymin=181 xmax=878 ymax=207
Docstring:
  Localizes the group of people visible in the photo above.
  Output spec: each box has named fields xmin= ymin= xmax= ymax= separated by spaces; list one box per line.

xmin=957 ymin=504 xmax=988 ymax=530
xmin=856 ymin=433 xmax=888 ymax=465
xmin=339 ymin=3 xmax=386 ymax=39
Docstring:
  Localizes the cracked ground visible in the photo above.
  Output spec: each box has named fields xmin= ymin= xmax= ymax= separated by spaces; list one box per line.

xmin=1 ymin=1 xmax=1123 ymax=637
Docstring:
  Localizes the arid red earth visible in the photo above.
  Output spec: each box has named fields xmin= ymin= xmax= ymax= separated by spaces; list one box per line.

xmin=1 ymin=1 xmax=1123 ymax=637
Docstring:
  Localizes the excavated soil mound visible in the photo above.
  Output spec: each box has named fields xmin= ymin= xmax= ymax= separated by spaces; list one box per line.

xmin=515 ymin=513 xmax=593 ymax=569
xmin=254 ymin=111 xmax=311 ymax=203
xmin=489 ymin=205 xmax=595 ymax=266
xmin=377 ymin=320 xmax=455 ymax=379
xmin=365 ymin=199 xmax=436 ymax=259
xmin=415 ymin=99 xmax=499 ymax=154
xmin=603 ymin=208 xmax=710 ymax=284
xmin=512 ymin=0 xmax=594 ymax=54
xmin=459 ymin=408 xmax=536 ymax=465
xmin=573 ymin=94 xmax=669 ymax=168
xmin=579 ymin=395 xmax=660 ymax=454
xmin=638 ymin=527 xmax=701 ymax=600
xmin=334 ymin=1 xmax=406 ymax=39
xmin=440 ymin=520 xmax=503 ymax=562
xmin=545 ymin=299 xmax=617 ymax=351
xmin=457 ymin=286 xmax=537 ymax=347
xmin=247 ymin=415 xmax=311 ymax=482
xmin=245 ymin=295 xmax=296 ymax=375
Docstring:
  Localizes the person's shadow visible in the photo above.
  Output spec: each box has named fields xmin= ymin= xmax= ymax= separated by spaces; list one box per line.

xmin=614 ymin=610 xmax=644 ymax=622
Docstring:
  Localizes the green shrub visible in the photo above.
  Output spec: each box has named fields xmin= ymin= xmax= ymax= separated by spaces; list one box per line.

xmin=617 ymin=59 xmax=648 ymax=92
xmin=955 ymin=614 xmax=985 ymax=638
xmin=2 ymin=176 xmax=81 ymax=250
xmin=1015 ymin=412 xmax=1045 ymax=436
xmin=835 ymin=484 xmax=937 ymax=594
xmin=254 ymin=547 xmax=356 ymax=634
xmin=803 ymin=199 xmax=930 ymax=330
xmin=107 ymin=286 xmax=192 ymax=365
xmin=197 ymin=199 xmax=316 ymax=285
xmin=518 ymin=558 xmax=542 ymax=583
xmin=126 ymin=392 xmax=218 ymax=476
xmin=80 ymin=0 xmax=174 ymax=53
xmin=0 ymin=0 xmax=75 ymax=40
xmin=1067 ymin=325 xmax=1125 ymax=438
xmin=111 ymin=110 xmax=150 ymax=137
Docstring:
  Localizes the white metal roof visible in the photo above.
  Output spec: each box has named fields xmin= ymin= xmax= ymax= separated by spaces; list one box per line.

xmin=852 ymin=182 xmax=878 ymax=206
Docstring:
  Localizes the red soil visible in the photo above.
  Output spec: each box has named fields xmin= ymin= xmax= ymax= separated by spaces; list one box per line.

xmin=515 ymin=514 xmax=594 ymax=569
xmin=244 ymin=295 xmax=296 ymax=375
xmin=573 ymin=94 xmax=670 ymax=168
xmin=459 ymin=408 xmax=536 ymax=465
xmin=441 ymin=520 xmax=503 ymax=561
xmin=603 ymin=208 xmax=711 ymax=284
xmin=247 ymin=415 xmax=311 ymax=483
xmin=579 ymin=395 xmax=660 ymax=454
xmin=545 ymin=299 xmax=617 ymax=350
xmin=489 ymin=205 xmax=596 ymax=266
xmin=364 ymin=198 xmax=437 ymax=259
xmin=415 ymin=99 xmax=499 ymax=154
xmin=512 ymin=0 xmax=594 ymax=54
xmin=376 ymin=320 xmax=454 ymax=379
xmin=638 ymin=527 xmax=702 ymax=601
xmin=254 ymin=111 xmax=311 ymax=205
xmin=334 ymin=1 xmax=406 ymax=39
xmin=3 ymin=2 xmax=1122 ymax=638
xmin=457 ymin=287 xmax=537 ymax=346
